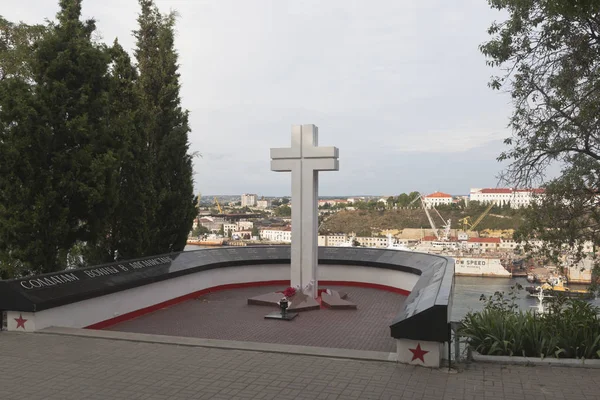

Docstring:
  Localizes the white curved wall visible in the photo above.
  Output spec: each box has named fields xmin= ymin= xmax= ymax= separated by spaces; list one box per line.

xmin=6 ymin=263 xmax=418 ymax=332
xmin=34 ymin=264 xmax=289 ymax=331
xmin=319 ymin=264 xmax=418 ymax=292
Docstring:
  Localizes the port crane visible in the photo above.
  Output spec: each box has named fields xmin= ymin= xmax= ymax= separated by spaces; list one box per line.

xmin=459 ymin=202 xmax=494 ymax=232
xmin=458 ymin=216 xmax=470 ymax=231
xmin=409 ymin=193 xmax=451 ymax=241
xmin=213 ymin=197 xmax=224 ymax=214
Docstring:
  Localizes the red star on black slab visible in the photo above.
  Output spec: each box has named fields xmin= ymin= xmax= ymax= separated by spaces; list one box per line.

xmin=14 ymin=314 xmax=27 ymax=329
xmin=409 ymin=343 xmax=429 ymax=363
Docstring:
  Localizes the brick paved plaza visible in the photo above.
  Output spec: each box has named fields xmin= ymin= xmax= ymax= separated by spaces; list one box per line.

xmin=2 ymin=332 xmax=600 ymax=400
xmin=108 ymin=285 xmax=405 ymax=352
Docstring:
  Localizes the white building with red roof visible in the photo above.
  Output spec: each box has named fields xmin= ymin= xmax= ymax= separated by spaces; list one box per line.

xmin=259 ymin=226 xmax=292 ymax=243
xmin=423 ymin=191 xmax=453 ymax=209
xmin=469 ymin=188 xmax=544 ymax=208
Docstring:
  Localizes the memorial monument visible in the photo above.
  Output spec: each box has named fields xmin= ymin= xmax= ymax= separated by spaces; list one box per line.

xmin=248 ymin=124 xmax=357 ymax=312
xmin=0 ymin=122 xmax=453 ymax=367
xmin=271 ymin=124 xmax=338 ymax=298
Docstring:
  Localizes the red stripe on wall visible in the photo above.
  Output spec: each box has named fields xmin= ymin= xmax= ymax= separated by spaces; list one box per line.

xmin=85 ymin=280 xmax=410 ymax=330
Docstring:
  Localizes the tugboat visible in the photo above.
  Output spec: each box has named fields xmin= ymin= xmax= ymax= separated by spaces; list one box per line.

xmin=526 ymin=276 xmax=594 ymax=299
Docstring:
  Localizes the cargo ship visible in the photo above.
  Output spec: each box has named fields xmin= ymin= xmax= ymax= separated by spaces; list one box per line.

xmin=451 ymin=256 xmax=511 ymax=277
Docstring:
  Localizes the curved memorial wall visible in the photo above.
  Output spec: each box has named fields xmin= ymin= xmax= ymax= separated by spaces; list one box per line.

xmin=0 ymin=246 xmax=453 ymax=366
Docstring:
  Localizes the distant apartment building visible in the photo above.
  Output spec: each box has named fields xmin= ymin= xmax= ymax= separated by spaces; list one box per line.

xmin=317 ymin=234 xmax=398 ymax=248
xmin=223 ymin=223 xmax=237 ymax=236
xmin=423 ymin=192 xmax=453 ymax=209
xmin=318 ymin=234 xmax=348 ymax=246
xmin=356 ymin=236 xmax=389 ymax=248
xmin=199 ymin=216 xmax=226 ymax=232
xmin=469 ymin=188 xmax=544 ymax=208
xmin=256 ymin=199 xmax=271 ymax=209
xmin=241 ymin=193 xmax=257 ymax=207
xmin=259 ymin=227 xmax=292 ymax=243
xmin=237 ymin=220 xmax=254 ymax=231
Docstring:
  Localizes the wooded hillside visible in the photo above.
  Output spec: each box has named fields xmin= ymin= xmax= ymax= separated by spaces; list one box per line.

xmin=320 ymin=209 xmax=523 ymax=235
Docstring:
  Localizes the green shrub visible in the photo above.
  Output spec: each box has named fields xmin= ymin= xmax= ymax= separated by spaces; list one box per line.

xmin=459 ymin=286 xmax=600 ymax=359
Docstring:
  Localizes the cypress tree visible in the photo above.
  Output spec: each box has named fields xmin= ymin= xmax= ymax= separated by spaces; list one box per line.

xmin=1 ymin=0 xmax=197 ymax=278
xmin=102 ymin=39 xmax=154 ymax=261
xmin=0 ymin=18 xmax=51 ymax=278
xmin=0 ymin=0 xmax=116 ymax=275
xmin=0 ymin=77 xmax=49 ymax=277
xmin=134 ymin=0 xmax=196 ymax=254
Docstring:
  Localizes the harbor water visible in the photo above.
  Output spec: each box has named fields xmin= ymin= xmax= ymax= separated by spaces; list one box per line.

xmin=184 ymin=245 xmax=599 ymax=322
xmin=452 ymin=276 xmax=599 ymax=321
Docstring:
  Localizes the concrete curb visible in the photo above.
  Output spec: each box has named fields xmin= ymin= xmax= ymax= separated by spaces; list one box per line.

xmin=37 ymin=327 xmax=399 ymax=363
xmin=472 ymin=350 xmax=600 ymax=368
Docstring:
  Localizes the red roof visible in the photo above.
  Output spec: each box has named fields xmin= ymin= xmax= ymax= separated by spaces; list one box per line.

xmin=467 ymin=237 xmax=501 ymax=243
xmin=479 ymin=188 xmax=512 ymax=194
xmin=514 ymin=188 xmax=545 ymax=194
xmin=478 ymin=188 xmax=544 ymax=194
xmin=425 ymin=191 xmax=452 ymax=198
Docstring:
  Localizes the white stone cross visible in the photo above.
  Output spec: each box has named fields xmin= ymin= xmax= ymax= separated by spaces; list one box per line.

xmin=270 ymin=125 xmax=339 ymax=298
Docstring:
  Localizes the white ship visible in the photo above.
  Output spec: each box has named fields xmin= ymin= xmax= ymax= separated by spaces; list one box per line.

xmin=451 ymin=256 xmax=511 ymax=277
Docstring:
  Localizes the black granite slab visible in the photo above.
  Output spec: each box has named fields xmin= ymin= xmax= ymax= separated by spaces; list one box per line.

xmin=0 ymin=246 xmax=454 ymax=342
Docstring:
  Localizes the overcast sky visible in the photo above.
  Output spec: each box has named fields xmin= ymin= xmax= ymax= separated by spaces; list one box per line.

xmin=5 ymin=0 xmax=515 ymax=196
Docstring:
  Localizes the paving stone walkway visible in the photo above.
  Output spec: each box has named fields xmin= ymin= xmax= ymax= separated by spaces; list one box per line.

xmin=108 ymin=285 xmax=405 ymax=352
xmin=1 ymin=332 xmax=600 ymax=400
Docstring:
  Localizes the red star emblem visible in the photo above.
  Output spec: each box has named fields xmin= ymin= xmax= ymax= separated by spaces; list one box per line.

xmin=14 ymin=314 xmax=27 ymax=330
xmin=409 ymin=343 xmax=429 ymax=363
